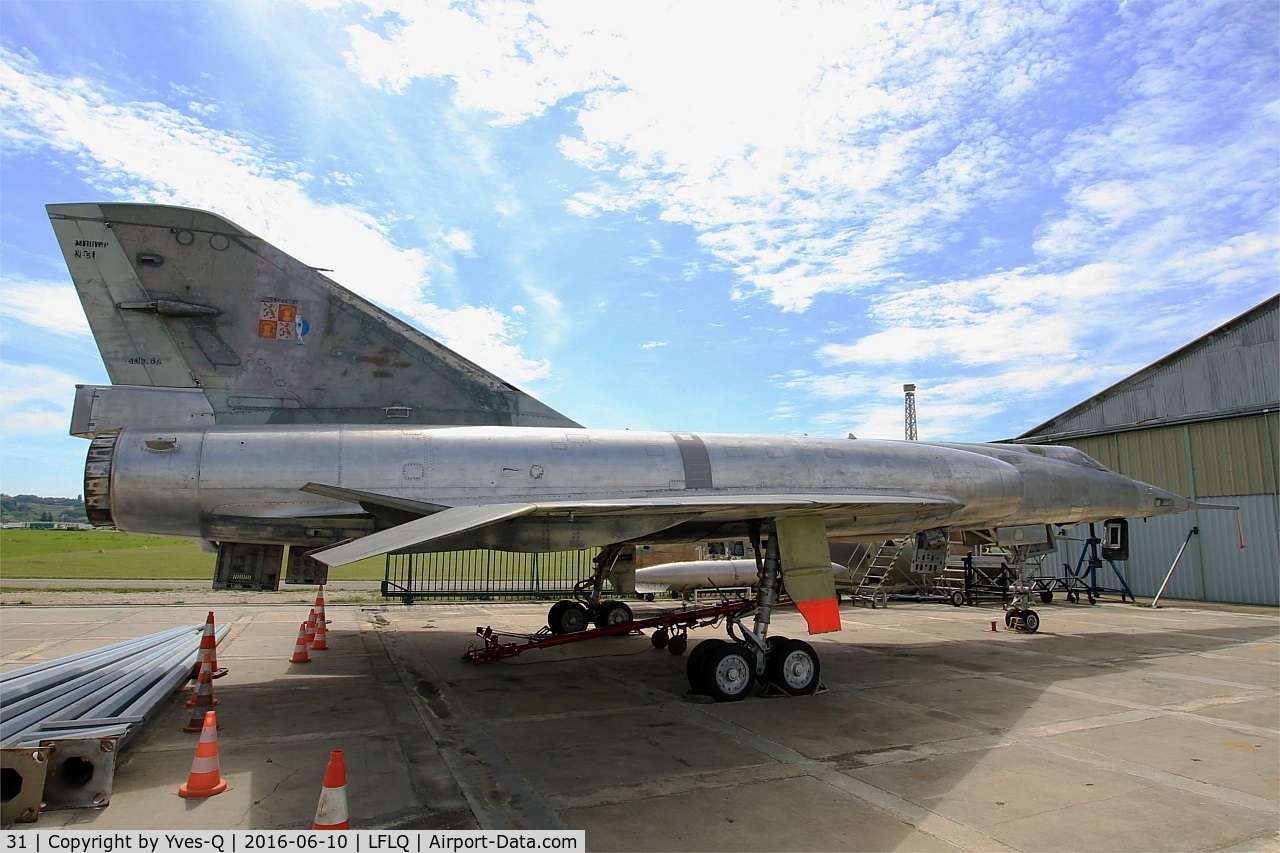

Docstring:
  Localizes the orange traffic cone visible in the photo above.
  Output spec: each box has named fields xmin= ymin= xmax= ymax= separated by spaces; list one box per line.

xmin=194 ymin=611 xmax=228 ymax=679
xmin=178 ymin=711 xmax=229 ymax=798
xmin=305 ymin=609 xmax=317 ymax=649
xmin=314 ymin=586 xmax=328 ymax=625
xmin=311 ymin=605 xmax=330 ymax=651
xmin=290 ymin=622 xmax=311 ymax=663
xmin=312 ymin=750 xmax=350 ymax=829
xmin=185 ymin=658 xmax=220 ymax=710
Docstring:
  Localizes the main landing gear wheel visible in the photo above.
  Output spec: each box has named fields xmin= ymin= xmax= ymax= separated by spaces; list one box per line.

xmin=1004 ymin=608 xmax=1018 ymax=628
xmin=594 ymin=600 xmax=633 ymax=629
xmin=765 ymin=635 xmax=789 ymax=656
xmin=758 ymin=635 xmax=790 ymax=677
xmin=547 ymin=599 xmax=588 ymax=635
xmin=765 ymin=638 xmax=821 ymax=695
xmin=686 ymin=638 xmax=726 ymax=694
xmin=702 ymin=643 xmax=756 ymax=702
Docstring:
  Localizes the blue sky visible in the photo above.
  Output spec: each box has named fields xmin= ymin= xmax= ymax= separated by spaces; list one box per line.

xmin=1 ymin=0 xmax=1276 ymax=498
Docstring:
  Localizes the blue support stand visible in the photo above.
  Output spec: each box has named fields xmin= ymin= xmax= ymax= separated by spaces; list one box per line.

xmin=1065 ymin=522 xmax=1135 ymax=603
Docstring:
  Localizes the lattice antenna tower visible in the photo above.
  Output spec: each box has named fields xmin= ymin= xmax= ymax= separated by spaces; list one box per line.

xmin=904 ymin=383 xmax=918 ymax=441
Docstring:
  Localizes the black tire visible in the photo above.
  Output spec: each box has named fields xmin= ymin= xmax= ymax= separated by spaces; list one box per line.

xmin=766 ymin=639 xmax=821 ymax=695
xmin=950 ymin=590 xmax=965 ymax=607
xmin=1066 ymin=591 xmax=1078 ymax=604
xmin=547 ymin=600 xmax=569 ymax=633
xmin=595 ymin=600 xmax=633 ymax=629
xmin=1004 ymin=608 xmax=1019 ymax=628
xmin=686 ymin=639 xmax=726 ymax=693
xmin=1023 ymin=610 xmax=1040 ymax=632
xmin=757 ymin=637 xmax=789 ymax=677
xmin=667 ymin=633 xmax=688 ymax=656
xmin=702 ymin=643 xmax=756 ymax=702
xmin=1039 ymin=590 xmax=1053 ymax=604
xmin=548 ymin=600 xmax=588 ymax=634
xmin=650 ymin=628 xmax=669 ymax=649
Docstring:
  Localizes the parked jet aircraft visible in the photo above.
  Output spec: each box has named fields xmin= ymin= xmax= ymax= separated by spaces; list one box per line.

xmin=49 ymin=202 xmax=1200 ymax=701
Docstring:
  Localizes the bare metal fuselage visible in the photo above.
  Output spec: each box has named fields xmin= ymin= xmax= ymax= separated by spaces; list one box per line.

xmin=87 ymin=424 xmax=1187 ymax=553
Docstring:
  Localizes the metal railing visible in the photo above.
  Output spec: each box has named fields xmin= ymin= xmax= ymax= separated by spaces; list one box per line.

xmin=382 ymin=548 xmax=603 ymax=601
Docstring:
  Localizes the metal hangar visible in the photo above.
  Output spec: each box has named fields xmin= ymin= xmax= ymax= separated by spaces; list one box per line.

xmin=1013 ymin=295 xmax=1278 ymax=606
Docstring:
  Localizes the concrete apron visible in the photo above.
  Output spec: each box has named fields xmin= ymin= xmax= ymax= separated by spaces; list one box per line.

xmin=2 ymin=600 xmax=1277 ymax=851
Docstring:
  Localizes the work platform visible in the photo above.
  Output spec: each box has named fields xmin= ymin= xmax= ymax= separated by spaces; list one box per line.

xmin=1 ymin=595 xmax=1276 ymax=850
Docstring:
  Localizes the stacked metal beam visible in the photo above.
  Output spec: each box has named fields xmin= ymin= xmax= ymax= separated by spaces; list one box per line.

xmin=0 ymin=622 xmax=227 ymax=821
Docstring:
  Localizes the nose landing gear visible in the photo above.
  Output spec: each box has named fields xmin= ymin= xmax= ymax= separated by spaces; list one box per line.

xmin=1004 ymin=583 xmax=1041 ymax=633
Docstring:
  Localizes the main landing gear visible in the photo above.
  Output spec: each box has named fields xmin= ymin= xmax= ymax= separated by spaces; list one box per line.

xmin=684 ymin=635 xmax=822 ymax=701
xmin=537 ymin=526 xmax=828 ymax=702
xmin=682 ymin=520 xmax=825 ymax=702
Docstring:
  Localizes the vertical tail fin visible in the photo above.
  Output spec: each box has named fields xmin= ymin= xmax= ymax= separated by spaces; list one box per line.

xmin=48 ymin=202 xmax=580 ymax=429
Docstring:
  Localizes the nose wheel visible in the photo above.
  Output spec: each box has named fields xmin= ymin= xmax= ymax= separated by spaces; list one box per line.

xmin=1004 ymin=607 xmax=1041 ymax=632
xmin=547 ymin=598 xmax=635 ymax=635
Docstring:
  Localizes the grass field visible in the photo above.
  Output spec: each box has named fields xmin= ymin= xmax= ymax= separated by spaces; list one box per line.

xmin=0 ymin=529 xmax=388 ymax=580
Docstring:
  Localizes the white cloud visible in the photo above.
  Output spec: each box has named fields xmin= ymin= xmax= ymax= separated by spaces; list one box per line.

xmin=440 ymin=228 xmax=474 ymax=253
xmin=312 ymin=0 xmax=1277 ymax=366
xmin=0 ymin=279 xmax=91 ymax=338
xmin=320 ymin=0 xmax=1075 ymax=311
xmin=413 ymin=304 xmax=549 ymax=380
xmin=0 ymin=362 xmax=77 ymax=436
xmin=818 ymin=264 xmax=1133 ymax=369
xmin=639 ymin=341 xmax=667 ymax=350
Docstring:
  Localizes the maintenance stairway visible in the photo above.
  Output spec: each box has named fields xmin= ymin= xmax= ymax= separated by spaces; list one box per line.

xmin=836 ymin=540 xmax=900 ymax=608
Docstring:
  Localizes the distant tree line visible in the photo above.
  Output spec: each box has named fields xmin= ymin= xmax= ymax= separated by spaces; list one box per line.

xmin=0 ymin=494 xmax=89 ymax=524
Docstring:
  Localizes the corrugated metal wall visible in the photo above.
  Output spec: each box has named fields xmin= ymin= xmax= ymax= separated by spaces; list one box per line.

xmin=1067 ymin=414 xmax=1278 ymax=498
xmin=1052 ymin=412 xmax=1278 ymax=605
xmin=1025 ymin=297 xmax=1277 ymax=437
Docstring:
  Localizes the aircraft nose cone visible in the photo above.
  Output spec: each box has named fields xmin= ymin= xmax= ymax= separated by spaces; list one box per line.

xmin=1149 ymin=486 xmax=1191 ymax=515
